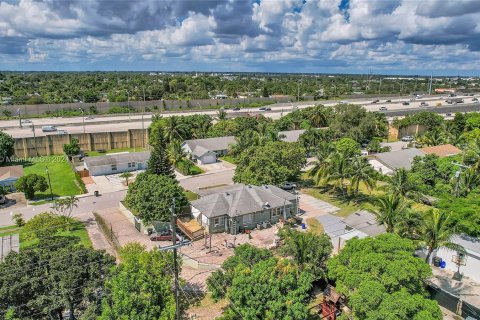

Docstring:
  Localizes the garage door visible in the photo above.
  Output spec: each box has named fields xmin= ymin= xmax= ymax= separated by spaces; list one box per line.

xmin=200 ymin=154 xmax=217 ymax=164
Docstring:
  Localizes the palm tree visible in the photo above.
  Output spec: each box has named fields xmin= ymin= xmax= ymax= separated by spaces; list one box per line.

xmin=420 ymin=210 xmax=465 ymax=264
xmin=309 ymin=106 xmax=328 ymax=128
xmin=459 ymin=167 xmax=480 ymax=196
xmin=349 ymin=156 xmax=377 ymax=195
xmin=387 ymin=168 xmax=412 ymax=197
xmin=325 ymin=152 xmax=350 ymax=198
xmin=163 ymin=116 xmax=186 ymax=143
xmin=168 ymin=140 xmax=187 ymax=168
xmin=395 ymin=209 xmax=422 ymax=240
xmin=120 ymin=172 xmax=133 ymax=186
xmin=308 ymin=142 xmax=335 ymax=186
xmin=369 ymin=193 xmax=410 ymax=233
xmin=217 ymin=109 xmax=227 ymax=120
xmin=420 ymin=129 xmax=445 ymax=147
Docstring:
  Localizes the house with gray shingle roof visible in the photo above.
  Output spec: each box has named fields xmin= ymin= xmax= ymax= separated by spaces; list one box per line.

xmin=182 ymin=136 xmax=236 ymax=164
xmin=369 ymin=148 xmax=425 ymax=174
xmin=84 ymin=151 xmax=149 ymax=176
xmin=191 ymin=184 xmax=298 ymax=234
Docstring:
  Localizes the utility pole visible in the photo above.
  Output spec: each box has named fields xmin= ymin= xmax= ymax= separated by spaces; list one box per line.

xmin=428 ymin=73 xmax=433 ymax=95
xmin=158 ymin=198 xmax=191 ymax=320
xmin=17 ymin=108 xmax=22 ymax=128
xmin=79 ymin=108 xmax=85 ymax=134
xmin=45 ymin=166 xmax=53 ymax=200
xmin=452 ymin=162 xmax=470 ymax=198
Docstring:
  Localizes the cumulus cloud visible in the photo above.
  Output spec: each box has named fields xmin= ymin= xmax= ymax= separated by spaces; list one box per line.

xmin=0 ymin=0 xmax=479 ymax=73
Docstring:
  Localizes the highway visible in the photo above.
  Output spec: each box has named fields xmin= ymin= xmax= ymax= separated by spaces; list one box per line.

xmin=1 ymin=94 xmax=478 ymax=138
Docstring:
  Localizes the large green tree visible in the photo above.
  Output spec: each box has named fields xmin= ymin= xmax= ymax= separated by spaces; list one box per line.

xmin=14 ymin=173 xmax=49 ymax=199
xmin=0 ymin=131 xmax=15 ymax=163
xmin=233 ymin=141 xmax=306 ymax=185
xmin=124 ymin=172 xmax=188 ymax=223
xmin=99 ymin=243 xmax=177 ymax=320
xmin=327 ymin=234 xmax=441 ymax=320
xmin=207 ymin=244 xmax=313 ymax=320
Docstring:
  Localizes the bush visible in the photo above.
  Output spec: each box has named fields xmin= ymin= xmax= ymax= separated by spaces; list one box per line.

xmin=12 ymin=213 xmax=25 ymax=227
xmin=74 ymin=172 xmax=87 ymax=193
xmin=108 ymin=106 xmax=134 ymax=114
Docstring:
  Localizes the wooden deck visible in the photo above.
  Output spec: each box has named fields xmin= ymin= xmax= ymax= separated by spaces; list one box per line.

xmin=177 ymin=218 xmax=204 ymax=241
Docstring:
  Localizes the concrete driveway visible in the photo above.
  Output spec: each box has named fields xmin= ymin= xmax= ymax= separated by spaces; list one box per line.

xmin=197 ymin=160 xmax=235 ymax=173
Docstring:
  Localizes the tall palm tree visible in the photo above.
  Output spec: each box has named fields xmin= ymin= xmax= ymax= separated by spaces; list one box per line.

xmin=308 ymin=142 xmax=335 ymax=186
xmin=349 ymin=156 xmax=377 ymax=195
xmin=421 ymin=129 xmax=445 ymax=147
xmin=369 ymin=193 xmax=410 ymax=233
xmin=325 ymin=152 xmax=350 ymax=198
xmin=309 ymin=106 xmax=328 ymax=128
xmin=168 ymin=140 xmax=187 ymax=168
xmin=459 ymin=167 xmax=480 ymax=196
xmin=387 ymin=168 xmax=412 ymax=197
xmin=395 ymin=209 xmax=422 ymax=240
xmin=163 ymin=116 xmax=186 ymax=143
xmin=420 ymin=210 xmax=465 ymax=264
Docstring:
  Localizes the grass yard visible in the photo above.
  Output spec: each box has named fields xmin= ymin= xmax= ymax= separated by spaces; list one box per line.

xmin=0 ymin=220 xmax=91 ymax=249
xmin=188 ymin=164 xmax=204 ymax=175
xmin=20 ymin=155 xmax=81 ymax=199
xmin=219 ymin=155 xmax=236 ymax=164
xmin=86 ymin=147 xmax=146 ymax=157
xmin=306 ymin=217 xmax=324 ymax=235
xmin=303 ymin=188 xmax=360 ymax=218
xmin=184 ymin=190 xmax=200 ymax=201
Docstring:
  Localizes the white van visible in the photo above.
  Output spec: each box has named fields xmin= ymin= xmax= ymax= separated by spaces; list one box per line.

xmin=42 ymin=126 xmax=57 ymax=132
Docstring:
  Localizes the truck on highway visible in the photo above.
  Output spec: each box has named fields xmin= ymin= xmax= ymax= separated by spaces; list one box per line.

xmin=41 ymin=126 xmax=57 ymax=132
xmin=445 ymin=97 xmax=464 ymax=104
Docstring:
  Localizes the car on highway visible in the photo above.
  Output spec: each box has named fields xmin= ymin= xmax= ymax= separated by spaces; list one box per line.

xmin=265 ymin=107 xmax=272 ymax=111
xmin=56 ymin=130 xmax=67 ymax=135
xmin=473 ymin=98 xmax=479 ymax=102
xmin=21 ymin=119 xmax=32 ymax=123
xmin=339 ymin=100 xmax=348 ymax=104
xmin=420 ymin=102 xmax=429 ymax=107
xmin=259 ymin=107 xmax=266 ymax=111
xmin=42 ymin=125 xmax=57 ymax=132
xmin=401 ymin=135 xmax=414 ymax=142
xmin=233 ymin=107 xmax=240 ymax=111
xmin=371 ymin=99 xmax=380 ymax=104
xmin=446 ymin=113 xmax=452 ymax=117
xmin=149 ymin=230 xmax=173 ymax=241
xmin=379 ymin=106 xmax=388 ymax=111
xmin=85 ymin=116 xmax=95 ymax=120
xmin=385 ymin=99 xmax=391 ymax=102
xmin=402 ymin=101 xmax=410 ymax=105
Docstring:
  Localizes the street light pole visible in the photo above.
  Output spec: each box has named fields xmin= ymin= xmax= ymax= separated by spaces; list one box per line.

xmin=79 ymin=108 xmax=85 ymax=134
xmin=17 ymin=108 xmax=22 ymax=128
xmin=45 ymin=166 xmax=53 ymax=200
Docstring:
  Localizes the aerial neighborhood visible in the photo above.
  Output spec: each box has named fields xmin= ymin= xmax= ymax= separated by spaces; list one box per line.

xmin=0 ymin=1 xmax=480 ymax=319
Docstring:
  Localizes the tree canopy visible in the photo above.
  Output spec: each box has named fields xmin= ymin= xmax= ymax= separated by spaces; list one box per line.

xmin=14 ymin=173 xmax=49 ymax=199
xmin=0 ymin=131 xmax=15 ymax=163
xmin=327 ymin=234 xmax=441 ymax=320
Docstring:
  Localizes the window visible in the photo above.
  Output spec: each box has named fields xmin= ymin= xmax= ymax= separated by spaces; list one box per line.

xmin=128 ymin=162 xmax=136 ymax=168
xmin=213 ymin=217 xmax=223 ymax=227
xmin=111 ymin=164 xmax=117 ymax=171
xmin=243 ymin=214 xmax=253 ymax=224
xmin=272 ymin=208 xmax=281 ymax=217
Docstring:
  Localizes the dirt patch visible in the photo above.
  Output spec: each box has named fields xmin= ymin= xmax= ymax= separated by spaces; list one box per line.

xmin=82 ymin=176 xmax=94 ymax=184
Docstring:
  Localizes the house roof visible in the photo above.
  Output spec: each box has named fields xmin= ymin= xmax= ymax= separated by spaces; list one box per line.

xmin=373 ymin=148 xmax=425 ymax=170
xmin=191 ymin=184 xmax=296 ymax=218
xmin=343 ymin=210 xmax=386 ymax=236
xmin=84 ymin=151 xmax=150 ymax=167
xmin=0 ymin=165 xmax=23 ymax=180
xmin=421 ymin=144 xmax=462 ymax=158
xmin=451 ymin=234 xmax=480 ymax=255
xmin=278 ymin=129 xmax=305 ymax=143
xmin=183 ymin=136 xmax=236 ymax=153
xmin=191 ymin=145 xmax=215 ymax=158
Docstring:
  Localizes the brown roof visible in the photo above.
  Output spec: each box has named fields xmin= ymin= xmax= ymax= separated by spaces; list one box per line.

xmin=421 ymin=144 xmax=461 ymax=158
xmin=0 ymin=165 xmax=24 ymax=180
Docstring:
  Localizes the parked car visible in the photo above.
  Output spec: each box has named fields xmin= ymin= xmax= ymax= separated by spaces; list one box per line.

xmin=473 ymin=98 xmax=479 ymax=102
xmin=420 ymin=102 xmax=429 ymax=107
xmin=42 ymin=125 xmax=57 ymax=132
xmin=379 ymin=106 xmax=388 ymax=111
xmin=150 ymin=230 xmax=173 ymax=241
xmin=21 ymin=119 xmax=32 ymax=123
xmin=280 ymin=181 xmax=297 ymax=191
xmin=233 ymin=107 xmax=240 ymax=111
xmin=402 ymin=101 xmax=410 ymax=105
xmin=401 ymin=135 xmax=414 ymax=142
xmin=339 ymin=100 xmax=348 ymax=104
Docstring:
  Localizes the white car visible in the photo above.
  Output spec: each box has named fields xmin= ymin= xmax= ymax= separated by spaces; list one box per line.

xmin=401 ymin=136 xmax=414 ymax=142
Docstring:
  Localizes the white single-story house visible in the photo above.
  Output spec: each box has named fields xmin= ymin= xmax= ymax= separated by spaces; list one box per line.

xmin=182 ymin=136 xmax=236 ymax=164
xmin=278 ymin=129 xmax=305 ymax=142
xmin=368 ymin=148 xmax=425 ymax=174
xmin=191 ymin=184 xmax=298 ymax=235
xmin=0 ymin=165 xmax=24 ymax=189
xmin=83 ymin=151 xmax=149 ymax=176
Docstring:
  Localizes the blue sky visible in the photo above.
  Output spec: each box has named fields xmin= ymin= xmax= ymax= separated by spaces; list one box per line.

xmin=0 ymin=0 xmax=480 ymax=75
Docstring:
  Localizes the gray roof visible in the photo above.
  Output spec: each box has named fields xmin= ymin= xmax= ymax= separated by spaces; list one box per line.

xmin=279 ymin=129 xmax=305 ymax=143
xmin=343 ymin=210 xmax=386 ymax=236
xmin=84 ymin=151 xmax=150 ymax=167
xmin=451 ymin=234 xmax=480 ymax=255
xmin=191 ymin=184 xmax=296 ymax=218
xmin=183 ymin=136 xmax=236 ymax=154
xmin=373 ymin=148 xmax=425 ymax=170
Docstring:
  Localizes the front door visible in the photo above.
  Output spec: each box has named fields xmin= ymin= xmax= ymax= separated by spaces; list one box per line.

xmin=138 ymin=163 xmax=143 ymax=170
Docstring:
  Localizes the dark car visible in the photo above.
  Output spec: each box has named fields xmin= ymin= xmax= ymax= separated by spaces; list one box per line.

xmin=473 ymin=98 xmax=479 ymax=102
xmin=265 ymin=107 xmax=272 ymax=111
xmin=371 ymin=99 xmax=380 ymax=104
xmin=233 ymin=107 xmax=240 ymax=111
xmin=402 ymin=101 xmax=410 ymax=105
xmin=259 ymin=107 xmax=266 ymax=111
xmin=281 ymin=181 xmax=297 ymax=191
xmin=150 ymin=230 xmax=173 ymax=241
xmin=385 ymin=99 xmax=391 ymax=102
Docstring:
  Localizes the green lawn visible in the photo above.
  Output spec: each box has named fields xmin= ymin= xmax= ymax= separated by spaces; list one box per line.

xmin=189 ymin=165 xmax=204 ymax=175
xmin=219 ymin=155 xmax=236 ymax=164
xmin=184 ymin=190 xmax=200 ymax=201
xmin=303 ymin=187 xmax=360 ymax=218
xmin=86 ymin=147 xmax=146 ymax=157
xmin=0 ymin=221 xmax=91 ymax=249
xmin=20 ymin=155 xmax=81 ymax=199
